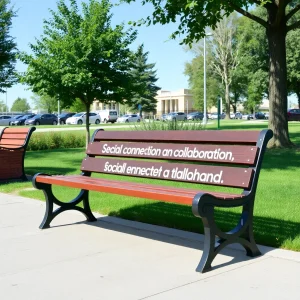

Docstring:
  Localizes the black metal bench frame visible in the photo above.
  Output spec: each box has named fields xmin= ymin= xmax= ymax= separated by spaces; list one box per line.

xmin=33 ymin=129 xmax=273 ymax=273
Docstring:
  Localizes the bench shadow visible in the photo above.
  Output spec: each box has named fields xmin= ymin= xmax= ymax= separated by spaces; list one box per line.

xmin=50 ymin=214 xmax=251 ymax=271
xmin=48 ymin=201 xmax=300 ymax=271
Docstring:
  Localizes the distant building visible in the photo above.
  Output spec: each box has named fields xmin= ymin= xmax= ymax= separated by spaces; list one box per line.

xmin=92 ymin=100 xmax=120 ymax=112
xmin=155 ymin=89 xmax=194 ymax=117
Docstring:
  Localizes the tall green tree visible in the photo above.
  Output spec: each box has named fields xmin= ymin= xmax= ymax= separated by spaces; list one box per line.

xmin=31 ymin=93 xmax=57 ymax=113
xmin=209 ymin=14 xmax=241 ymax=119
xmin=67 ymin=98 xmax=86 ymax=113
xmin=236 ymin=8 xmax=269 ymax=112
xmin=123 ymin=0 xmax=300 ymax=148
xmin=11 ymin=97 xmax=30 ymax=112
xmin=127 ymin=44 xmax=160 ymax=116
xmin=19 ymin=0 xmax=137 ymax=145
xmin=184 ymin=52 xmax=222 ymax=112
xmin=0 ymin=0 xmax=18 ymax=93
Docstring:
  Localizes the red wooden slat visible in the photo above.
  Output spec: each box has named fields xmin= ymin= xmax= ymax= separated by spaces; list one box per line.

xmin=81 ymin=157 xmax=253 ymax=189
xmin=1 ymin=133 xmax=28 ymax=140
xmin=93 ymin=130 xmax=260 ymax=144
xmin=0 ymin=139 xmax=26 ymax=146
xmin=0 ymin=145 xmax=23 ymax=149
xmin=35 ymin=175 xmax=245 ymax=205
xmin=3 ymin=127 xmax=32 ymax=134
xmin=87 ymin=141 xmax=258 ymax=165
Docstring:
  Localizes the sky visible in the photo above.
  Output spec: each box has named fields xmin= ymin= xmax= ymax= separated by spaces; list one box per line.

xmin=2 ymin=0 xmax=195 ymax=109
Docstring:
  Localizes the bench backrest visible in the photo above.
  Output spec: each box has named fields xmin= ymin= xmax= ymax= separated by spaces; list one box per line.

xmin=82 ymin=129 xmax=273 ymax=194
xmin=0 ymin=127 xmax=36 ymax=149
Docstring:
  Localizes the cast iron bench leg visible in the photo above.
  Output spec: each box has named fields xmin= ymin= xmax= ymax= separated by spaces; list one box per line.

xmin=34 ymin=180 xmax=97 ymax=229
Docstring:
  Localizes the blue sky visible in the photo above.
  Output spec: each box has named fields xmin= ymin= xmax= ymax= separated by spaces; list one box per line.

xmin=2 ymin=0 xmax=194 ymax=109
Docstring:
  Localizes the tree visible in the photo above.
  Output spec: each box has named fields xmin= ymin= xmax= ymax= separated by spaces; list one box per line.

xmin=184 ymin=51 xmax=222 ymax=112
xmin=123 ymin=0 xmax=300 ymax=147
xmin=127 ymin=44 xmax=160 ymax=116
xmin=31 ymin=93 xmax=57 ymax=113
xmin=0 ymin=0 xmax=18 ymax=94
xmin=0 ymin=99 xmax=8 ymax=112
xmin=67 ymin=98 xmax=86 ymax=113
xmin=236 ymin=8 xmax=269 ymax=112
xmin=286 ymin=29 xmax=300 ymax=108
xmin=209 ymin=14 xmax=241 ymax=119
xmin=19 ymin=0 xmax=137 ymax=145
xmin=11 ymin=97 xmax=30 ymax=112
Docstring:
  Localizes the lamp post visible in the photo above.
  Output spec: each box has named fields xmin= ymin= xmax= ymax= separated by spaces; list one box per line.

xmin=5 ymin=87 xmax=7 ymax=113
xmin=203 ymin=32 xmax=212 ymax=125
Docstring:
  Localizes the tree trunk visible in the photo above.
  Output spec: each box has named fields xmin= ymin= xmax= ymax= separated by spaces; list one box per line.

xmin=225 ymin=82 xmax=231 ymax=119
xmin=266 ymin=20 xmax=293 ymax=148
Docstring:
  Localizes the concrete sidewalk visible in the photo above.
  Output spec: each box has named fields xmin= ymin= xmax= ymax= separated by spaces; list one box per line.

xmin=0 ymin=193 xmax=299 ymax=300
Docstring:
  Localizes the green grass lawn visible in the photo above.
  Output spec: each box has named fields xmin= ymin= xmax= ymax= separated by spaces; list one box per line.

xmin=0 ymin=121 xmax=299 ymax=251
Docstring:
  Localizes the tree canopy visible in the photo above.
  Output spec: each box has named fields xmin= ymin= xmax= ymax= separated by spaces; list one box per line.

xmin=123 ymin=0 xmax=300 ymax=147
xmin=11 ymin=97 xmax=30 ymax=112
xmin=31 ymin=93 xmax=57 ymax=113
xmin=127 ymin=44 xmax=160 ymax=116
xmin=0 ymin=0 xmax=18 ymax=93
xmin=184 ymin=48 xmax=222 ymax=112
xmin=20 ymin=0 xmax=137 ymax=144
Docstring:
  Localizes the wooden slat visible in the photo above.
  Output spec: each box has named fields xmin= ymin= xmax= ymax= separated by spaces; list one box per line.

xmin=87 ymin=141 xmax=258 ymax=165
xmin=0 ymin=144 xmax=23 ymax=149
xmin=35 ymin=175 xmax=245 ymax=205
xmin=1 ymin=133 xmax=28 ymax=140
xmin=3 ymin=127 xmax=32 ymax=134
xmin=0 ymin=139 xmax=26 ymax=146
xmin=93 ymin=130 xmax=261 ymax=144
xmin=81 ymin=157 xmax=253 ymax=189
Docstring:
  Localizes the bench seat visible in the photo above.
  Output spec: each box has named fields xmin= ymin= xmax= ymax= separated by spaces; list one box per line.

xmin=35 ymin=175 xmax=245 ymax=204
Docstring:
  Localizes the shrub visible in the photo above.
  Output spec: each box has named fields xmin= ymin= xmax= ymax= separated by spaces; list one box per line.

xmin=28 ymin=132 xmax=85 ymax=151
xmin=131 ymin=120 xmax=204 ymax=131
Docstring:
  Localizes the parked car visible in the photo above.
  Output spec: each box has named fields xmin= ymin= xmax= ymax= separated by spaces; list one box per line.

xmin=287 ymin=108 xmax=300 ymax=121
xmin=66 ymin=112 xmax=101 ymax=125
xmin=210 ymin=112 xmax=225 ymax=120
xmin=187 ymin=112 xmax=203 ymax=121
xmin=166 ymin=112 xmax=187 ymax=121
xmin=0 ymin=115 xmax=14 ymax=126
xmin=254 ymin=112 xmax=266 ymax=119
xmin=235 ymin=112 xmax=243 ymax=119
xmin=11 ymin=114 xmax=36 ymax=126
xmin=160 ymin=114 xmax=168 ymax=121
xmin=97 ymin=110 xmax=118 ymax=123
xmin=242 ymin=114 xmax=254 ymax=120
xmin=57 ymin=112 xmax=76 ymax=125
xmin=25 ymin=114 xmax=58 ymax=125
xmin=117 ymin=114 xmax=141 ymax=123
xmin=230 ymin=112 xmax=235 ymax=119
xmin=264 ymin=112 xmax=269 ymax=120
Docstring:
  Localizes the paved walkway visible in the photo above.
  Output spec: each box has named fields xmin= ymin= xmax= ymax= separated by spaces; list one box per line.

xmin=0 ymin=193 xmax=299 ymax=300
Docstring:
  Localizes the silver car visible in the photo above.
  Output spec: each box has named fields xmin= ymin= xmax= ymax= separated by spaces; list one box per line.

xmin=117 ymin=114 xmax=141 ymax=123
xmin=166 ymin=112 xmax=187 ymax=121
xmin=0 ymin=115 xmax=14 ymax=126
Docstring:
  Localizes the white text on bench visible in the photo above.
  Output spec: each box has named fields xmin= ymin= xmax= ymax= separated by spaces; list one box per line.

xmin=101 ymin=143 xmax=234 ymax=161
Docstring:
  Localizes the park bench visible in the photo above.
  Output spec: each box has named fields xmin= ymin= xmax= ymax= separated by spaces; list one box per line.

xmin=33 ymin=129 xmax=273 ymax=273
xmin=0 ymin=127 xmax=36 ymax=181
